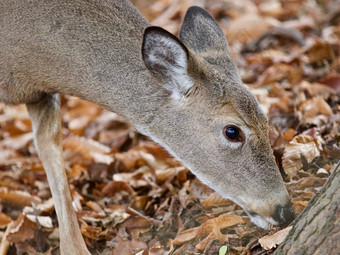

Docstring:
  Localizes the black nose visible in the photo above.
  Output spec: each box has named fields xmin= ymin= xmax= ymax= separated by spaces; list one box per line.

xmin=273 ymin=203 xmax=295 ymax=226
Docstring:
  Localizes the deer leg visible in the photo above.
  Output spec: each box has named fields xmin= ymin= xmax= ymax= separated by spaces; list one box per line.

xmin=26 ymin=93 xmax=90 ymax=255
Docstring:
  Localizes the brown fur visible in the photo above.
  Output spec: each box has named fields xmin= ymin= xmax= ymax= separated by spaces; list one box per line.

xmin=0 ymin=1 xmax=293 ymax=254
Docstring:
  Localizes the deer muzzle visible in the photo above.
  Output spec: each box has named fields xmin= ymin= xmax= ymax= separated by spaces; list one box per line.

xmin=246 ymin=200 xmax=295 ymax=229
xmin=273 ymin=202 xmax=295 ymax=227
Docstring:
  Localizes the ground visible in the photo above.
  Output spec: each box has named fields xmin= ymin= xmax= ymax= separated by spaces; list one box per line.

xmin=0 ymin=0 xmax=339 ymax=254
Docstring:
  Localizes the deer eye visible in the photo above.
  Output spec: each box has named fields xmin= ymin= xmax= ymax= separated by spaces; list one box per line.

xmin=223 ymin=125 xmax=244 ymax=142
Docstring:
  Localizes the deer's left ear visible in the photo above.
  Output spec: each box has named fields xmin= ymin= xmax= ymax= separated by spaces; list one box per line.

xmin=179 ymin=6 xmax=229 ymax=54
xmin=142 ymin=26 xmax=193 ymax=100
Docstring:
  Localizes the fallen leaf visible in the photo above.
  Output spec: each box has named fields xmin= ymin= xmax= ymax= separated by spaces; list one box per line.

xmin=0 ymin=187 xmax=41 ymax=206
xmin=316 ymin=168 xmax=329 ymax=178
xmin=23 ymin=198 xmax=55 ymax=215
xmin=173 ymin=214 xmax=244 ymax=246
xmin=80 ymin=220 xmax=102 ymax=241
xmin=7 ymin=214 xmax=36 ymax=243
xmin=25 ymin=215 xmax=53 ymax=228
xmin=110 ymin=235 xmax=146 ymax=255
xmin=1 ymin=133 xmax=33 ymax=151
xmin=282 ymin=135 xmax=321 ymax=179
xmin=255 ymin=63 xmax=301 ymax=86
xmin=0 ymin=221 xmax=14 ymax=255
xmin=172 ymin=227 xmax=199 ymax=245
xmin=227 ymin=14 xmax=273 ymax=43
xmin=201 ymin=192 xmax=234 ymax=209
xmin=304 ymin=39 xmax=334 ymax=64
xmin=259 ymin=226 xmax=292 ymax=250
xmin=197 ymin=214 xmax=245 ymax=239
xmin=63 ymin=135 xmax=113 ymax=164
xmin=299 ymin=96 xmax=333 ymax=126
xmin=319 ymin=73 xmax=340 ymax=92
xmin=86 ymin=201 xmax=105 ymax=216
xmin=0 ymin=214 xmax=12 ymax=229
xmin=283 ymin=128 xmax=296 ymax=141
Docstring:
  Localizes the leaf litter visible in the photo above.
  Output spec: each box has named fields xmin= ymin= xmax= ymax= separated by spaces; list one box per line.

xmin=0 ymin=0 xmax=339 ymax=254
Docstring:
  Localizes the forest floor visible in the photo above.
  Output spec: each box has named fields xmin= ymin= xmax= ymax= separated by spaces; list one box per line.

xmin=0 ymin=0 xmax=339 ymax=254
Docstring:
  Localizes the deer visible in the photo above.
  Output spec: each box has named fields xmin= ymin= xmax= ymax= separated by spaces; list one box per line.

xmin=0 ymin=0 xmax=295 ymax=254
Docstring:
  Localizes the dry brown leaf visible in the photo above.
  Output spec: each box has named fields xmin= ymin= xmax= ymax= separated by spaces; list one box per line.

xmin=67 ymin=164 xmax=88 ymax=181
xmin=102 ymin=181 xmax=135 ymax=196
xmin=23 ymin=197 xmax=55 ymax=215
xmin=227 ymin=14 xmax=274 ymax=43
xmin=112 ymin=168 xmax=151 ymax=189
xmin=304 ymin=39 xmax=334 ymax=64
xmin=316 ymin=168 xmax=329 ymax=178
xmin=299 ymin=96 xmax=333 ymax=126
xmin=0 ymin=213 xmax=12 ymax=229
xmin=300 ymin=81 xmax=336 ymax=98
xmin=282 ymin=135 xmax=321 ymax=179
xmin=114 ymin=150 xmax=146 ymax=172
xmin=195 ymin=231 xmax=216 ymax=252
xmin=2 ymin=119 xmax=32 ymax=136
xmin=0 ymin=1 xmax=339 ymax=254
xmin=25 ymin=215 xmax=53 ymax=228
xmin=63 ymin=97 xmax=102 ymax=136
xmin=172 ymin=227 xmax=200 ymax=245
xmin=7 ymin=214 xmax=36 ymax=243
xmin=292 ymin=200 xmax=308 ymax=215
xmin=201 ymin=192 xmax=234 ymax=209
xmin=255 ymin=63 xmax=301 ymax=87
xmin=259 ymin=226 xmax=292 ymax=250
xmin=0 ymin=149 xmax=22 ymax=167
xmin=110 ymin=235 xmax=146 ymax=255
xmin=68 ymin=115 xmax=93 ymax=136
xmin=246 ymin=49 xmax=288 ymax=65
xmin=80 ymin=220 xmax=102 ymax=241
xmin=319 ymin=73 xmax=340 ymax=92
xmin=286 ymin=176 xmax=327 ymax=192
xmin=258 ymin=0 xmax=283 ymax=18
xmin=141 ymin=143 xmax=181 ymax=167
xmin=63 ymin=135 xmax=113 ymax=164
xmin=72 ymin=190 xmax=84 ymax=213
xmin=1 ymin=133 xmax=33 ymax=151
xmin=283 ymin=129 xmax=296 ymax=141
xmin=82 ymin=208 xmax=130 ymax=228
xmin=155 ymin=167 xmax=187 ymax=183
xmin=189 ymin=179 xmax=214 ymax=202
xmin=139 ymin=150 xmax=169 ymax=170
xmin=118 ymin=208 xmax=152 ymax=240
xmin=131 ymin=195 xmax=149 ymax=211
xmin=0 ymin=104 xmax=29 ymax=122
xmin=0 ymin=187 xmax=41 ymax=206
xmin=0 ymin=220 xmax=14 ymax=255
xmin=86 ymin=201 xmax=105 ymax=216
xmin=197 ymin=214 xmax=245 ymax=239
xmin=173 ymin=214 xmax=244 ymax=246
xmin=143 ymin=245 xmax=165 ymax=255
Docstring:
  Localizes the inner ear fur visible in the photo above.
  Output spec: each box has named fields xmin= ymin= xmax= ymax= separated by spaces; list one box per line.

xmin=142 ymin=26 xmax=197 ymax=100
xmin=142 ymin=26 xmax=189 ymax=80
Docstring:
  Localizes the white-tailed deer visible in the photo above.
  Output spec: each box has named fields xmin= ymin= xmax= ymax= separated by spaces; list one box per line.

xmin=0 ymin=0 xmax=295 ymax=254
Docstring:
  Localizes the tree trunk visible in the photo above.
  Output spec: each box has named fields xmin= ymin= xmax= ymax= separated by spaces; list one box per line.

xmin=274 ymin=161 xmax=340 ymax=255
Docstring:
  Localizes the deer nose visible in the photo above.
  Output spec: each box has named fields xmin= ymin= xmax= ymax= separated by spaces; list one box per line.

xmin=273 ymin=202 xmax=295 ymax=226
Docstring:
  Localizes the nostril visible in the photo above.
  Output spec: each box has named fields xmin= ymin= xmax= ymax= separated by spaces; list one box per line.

xmin=273 ymin=203 xmax=295 ymax=226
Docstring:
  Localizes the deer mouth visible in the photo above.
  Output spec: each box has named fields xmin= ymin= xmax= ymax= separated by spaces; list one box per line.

xmin=247 ymin=213 xmax=279 ymax=229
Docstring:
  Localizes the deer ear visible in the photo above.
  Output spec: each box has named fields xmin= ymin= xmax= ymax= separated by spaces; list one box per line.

xmin=179 ymin=6 xmax=228 ymax=54
xmin=142 ymin=27 xmax=193 ymax=100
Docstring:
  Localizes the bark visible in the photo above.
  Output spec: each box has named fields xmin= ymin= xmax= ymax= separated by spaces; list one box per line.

xmin=274 ymin=161 xmax=340 ymax=255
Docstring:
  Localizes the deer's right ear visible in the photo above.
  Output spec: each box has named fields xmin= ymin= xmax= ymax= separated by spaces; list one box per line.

xmin=142 ymin=27 xmax=193 ymax=100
